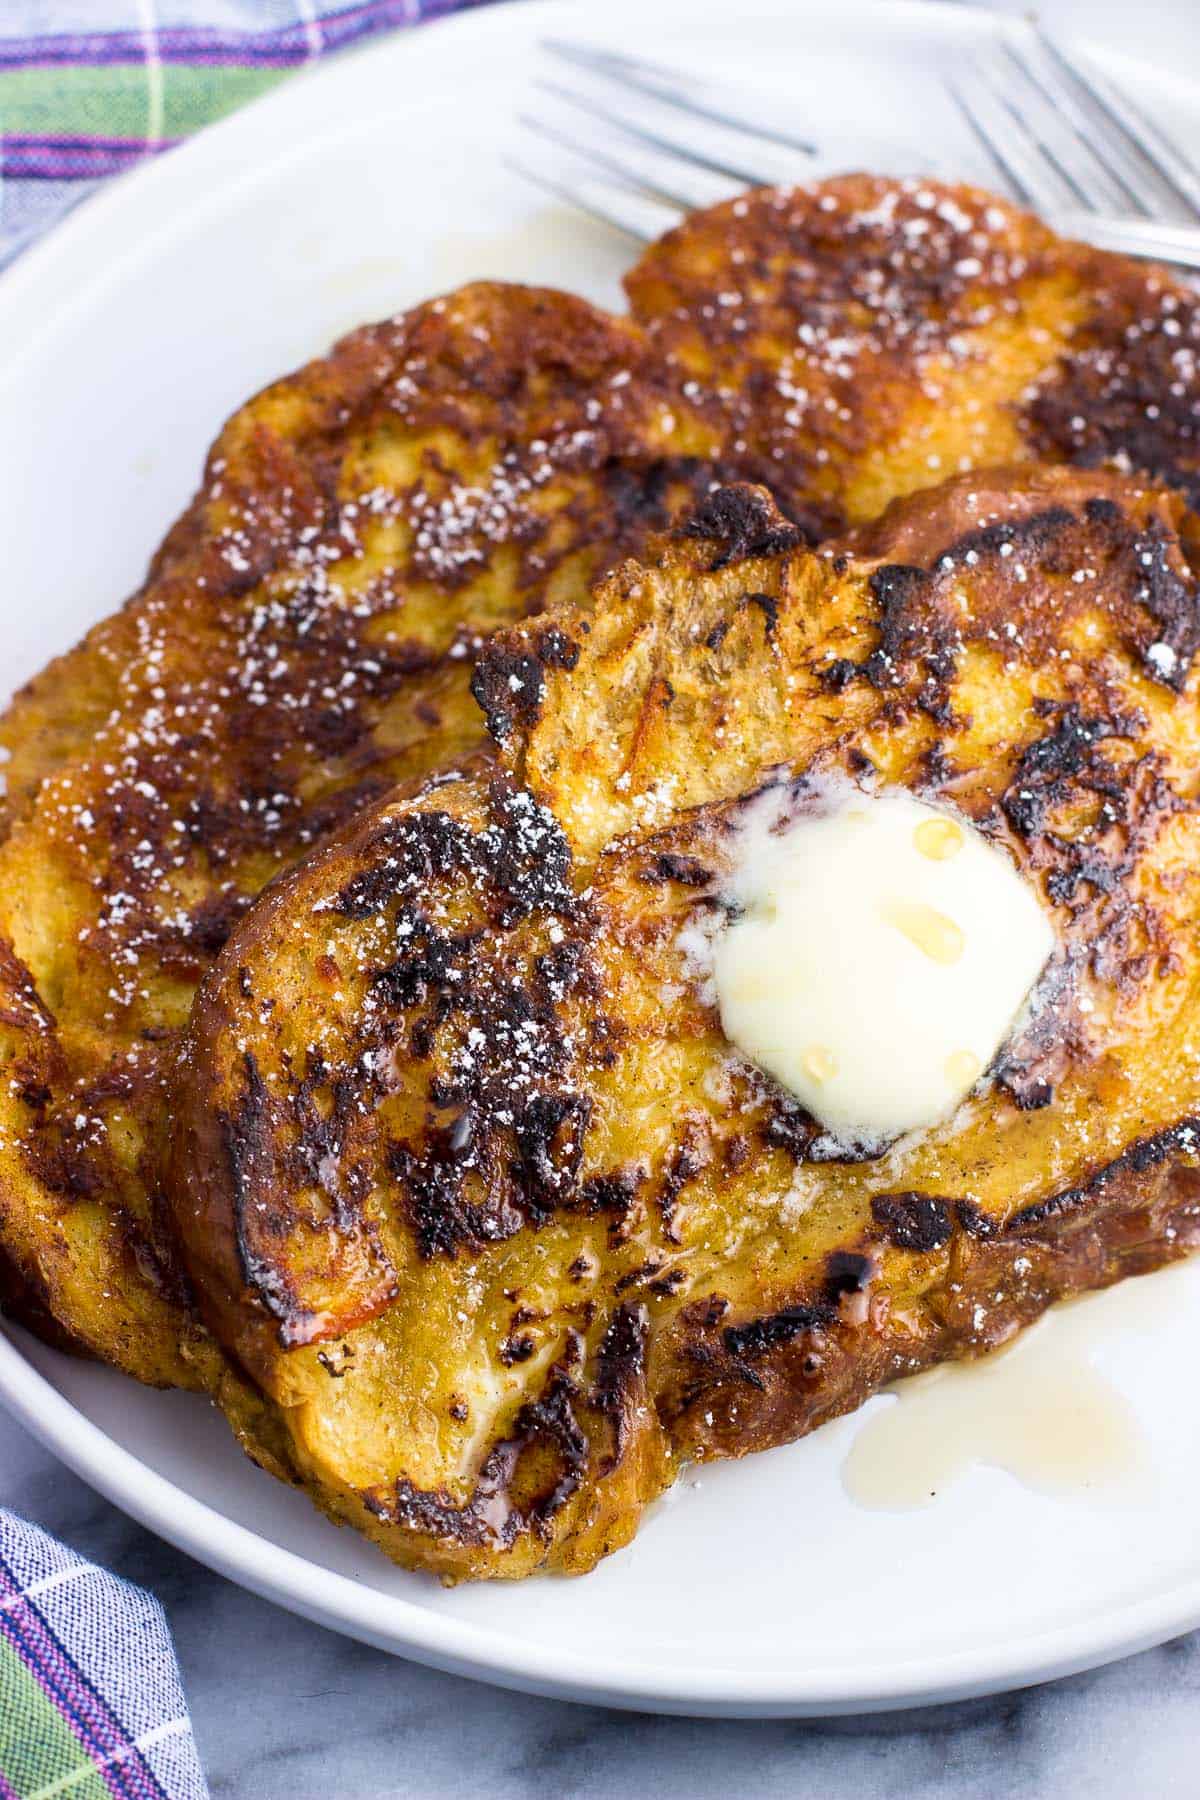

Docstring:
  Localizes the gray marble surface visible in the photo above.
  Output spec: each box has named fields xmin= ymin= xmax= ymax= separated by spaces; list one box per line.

xmin=3 ymin=1404 xmax=1198 ymax=1799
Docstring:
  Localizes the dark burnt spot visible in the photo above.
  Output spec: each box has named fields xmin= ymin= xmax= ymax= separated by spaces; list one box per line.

xmin=499 ymin=1332 xmax=537 ymax=1366
xmin=535 ymin=938 xmax=586 ymax=996
xmin=820 ymin=657 xmax=859 ymax=693
xmin=223 ymin=1051 xmax=396 ymax=1345
xmin=763 ymin=1096 xmax=820 ymax=1161
xmin=639 ymin=851 xmax=713 ymax=888
xmin=955 ymin=1199 xmax=1000 ymax=1240
xmin=1126 ymin=521 xmax=1200 ymax=689
xmin=183 ymin=891 xmax=253 ymax=961
xmin=224 ymin=1053 xmax=283 ymax=1307
xmin=1007 ymin=1117 xmax=1200 ymax=1233
xmin=762 ymin=1093 xmax=886 ymax=1167
xmin=820 ymin=562 xmax=931 ymax=691
xmin=922 ymin=741 xmax=958 ymax=787
xmin=368 ymin=1366 xmax=588 ymax=1551
xmin=388 ymin=1135 xmax=522 ymax=1262
xmin=331 ymin=810 xmax=465 ymax=918
xmin=578 ymin=1166 xmax=643 ymax=1220
xmin=513 ymin=1091 xmax=592 ymax=1222
xmin=1001 ymin=704 xmax=1136 ymax=840
xmin=1001 ymin=1073 xmax=1055 ymax=1111
xmin=870 ymin=1191 xmax=953 ymax=1252
xmin=658 ymin=1127 xmax=709 ymax=1241
xmin=614 ymin=1260 xmax=663 ymax=1295
xmin=940 ymin=506 xmax=1078 ymax=571
xmin=362 ymin=795 xmax=591 ymax=1259
xmin=591 ymin=1301 xmax=650 ymax=1471
xmin=372 ymin=920 xmax=470 ymax=1010
xmin=14 ymin=1078 xmax=52 ymax=1112
xmin=693 ymin=1294 xmax=730 ymax=1328
xmin=1085 ymin=496 xmax=1123 ymax=527
xmin=683 ymin=484 xmax=804 ymax=571
xmin=740 ymin=591 xmax=780 ymax=637
xmin=723 ymin=1300 xmax=831 ymax=1361
xmin=471 ymin=645 xmax=545 ymax=745
xmin=482 ymin=783 xmax=576 ymax=927
xmin=824 ymin=1249 xmax=874 ymax=1302
xmin=602 ymin=454 xmax=706 ymax=537
xmin=1025 ymin=294 xmax=1200 ymax=509
xmin=356 ymin=795 xmax=590 ymax=1260
xmin=864 ymin=563 xmax=930 ymax=687
xmin=335 ymin=783 xmax=574 ymax=931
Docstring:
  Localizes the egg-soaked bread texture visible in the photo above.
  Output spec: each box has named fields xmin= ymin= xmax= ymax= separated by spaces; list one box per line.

xmin=0 ymin=284 xmax=713 ymax=1386
xmin=625 ymin=173 xmax=1200 ymax=534
xmin=170 ymin=467 xmax=1200 ymax=1579
xmin=7 ymin=172 xmax=1200 ymax=1388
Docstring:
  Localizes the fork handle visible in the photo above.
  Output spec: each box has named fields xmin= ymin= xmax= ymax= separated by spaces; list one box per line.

xmin=1050 ymin=209 xmax=1200 ymax=270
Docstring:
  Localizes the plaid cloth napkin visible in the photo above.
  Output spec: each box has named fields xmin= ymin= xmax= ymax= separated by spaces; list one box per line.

xmin=0 ymin=8 xmax=495 ymax=1789
xmin=0 ymin=0 xmax=494 ymax=264
xmin=0 ymin=1506 xmax=207 ymax=1800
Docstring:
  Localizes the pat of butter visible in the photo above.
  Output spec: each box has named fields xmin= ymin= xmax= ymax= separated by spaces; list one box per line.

xmin=712 ymin=788 xmax=1054 ymax=1147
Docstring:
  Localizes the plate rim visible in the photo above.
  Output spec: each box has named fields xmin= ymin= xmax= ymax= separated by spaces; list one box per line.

xmin=8 ymin=1317 xmax=1200 ymax=1716
xmin=3 ymin=0 xmax=1200 ymax=1717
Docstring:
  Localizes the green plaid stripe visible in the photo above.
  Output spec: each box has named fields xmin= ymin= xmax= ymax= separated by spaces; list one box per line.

xmin=0 ymin=1636 xmax=112 ymax=1800
xmin=0 ymin=63 xmax=284 ymax=143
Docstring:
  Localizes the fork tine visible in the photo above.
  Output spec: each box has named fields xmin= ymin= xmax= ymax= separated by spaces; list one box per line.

xmin=543 ymin=37 xmax=817 ymax=157
xmin=946 ymin=69 xmax=1058 ymax=213
xmin=519 ymin=108 xmax=716 ymax=213
xmin=502 ymin=153 xmax=666 ymax=243
xmin=971 ymin=56 xmax=1098 ymax=212
xmin=999 ymin=37 xmax=1148 ymax=215
xmin=535 ymin=76 xmax=780 ymax=190
xmin=1039 ymin=32 xmax=1200 ymax=222
xmin=946 ymin=76 xmax=1032 ymax=205
xmin=997 ymin=39 xmax=1140 ymax=215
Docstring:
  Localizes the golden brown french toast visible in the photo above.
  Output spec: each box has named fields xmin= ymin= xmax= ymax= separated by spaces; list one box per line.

xmin=626 ymin=173 xmax=1200 ymax=531
xmin=169 ymin=467 xmax=1200 ymax=1579
xmin=0 ymin=283 xmax=711 ymax=1385
xmin=8 ymin=173 xmax=1200 ymax=1391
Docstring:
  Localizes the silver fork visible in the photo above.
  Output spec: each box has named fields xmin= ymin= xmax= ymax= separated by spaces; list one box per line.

xmin=512 ymin=30 xmax=1200 ymax=271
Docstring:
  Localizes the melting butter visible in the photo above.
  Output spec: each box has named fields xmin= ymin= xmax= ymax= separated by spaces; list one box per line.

xmin=880 ymin=897 xmax=965 ymax=966
xmin=842 ymin=1291 xmax=1156 ymax=1510
xmin=711 ymin=787 xmax=1054 ymax=1146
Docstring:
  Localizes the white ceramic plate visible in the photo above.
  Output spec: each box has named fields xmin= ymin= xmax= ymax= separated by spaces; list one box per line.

xmin=3 ymin=0 xmax=1200 ymax=1718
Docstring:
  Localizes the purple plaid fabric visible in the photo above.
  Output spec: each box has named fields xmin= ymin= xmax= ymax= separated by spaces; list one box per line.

xmin=0 ymin=0 xmax=495 ymax=259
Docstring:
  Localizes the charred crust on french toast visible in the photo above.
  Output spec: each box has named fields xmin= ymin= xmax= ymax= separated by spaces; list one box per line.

xmin=221 ymin=1049 xmax=398 ymax=1347
xmin=1006 ymin=1117 xmax=1200 ymax=1235
xmin=870 ymin=1191 xmax=954 ymax=1253
xmin=592 ymin=1301 xmax=651 ymax=1472
xmin=365 ymin=1365 xmax=590 ymax=1551
xmin=681 ymin=484 xmax=807 ymax=569
xmin=361 ymin=1313 xmax=650 ymax=1557
xmin=825 ymin=496 xmax=1200 ymax=705
xmin=470 ymin=627 xmax=581 ymax=746
xmin=722 ymin=1303 xmax=833 ymax=1363
xmin=639 ymin=852 xmax=713 ymax=888
xmin=1023 ymin=280 xmax=1200 ymax=508
xmin=470 ymin=647 xmax=549 ymax=746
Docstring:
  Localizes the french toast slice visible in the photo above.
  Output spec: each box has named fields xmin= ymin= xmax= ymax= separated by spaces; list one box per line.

xmin=625 ymin=173 xmax=1200 ymax=531
xmin=169 ymin=467 xmax=1200 ymax=1579
xmin=0 ymin=283 xmax=711 ymax=1386
xmin=9 ymin=173 xmax=1200 ymax=1388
